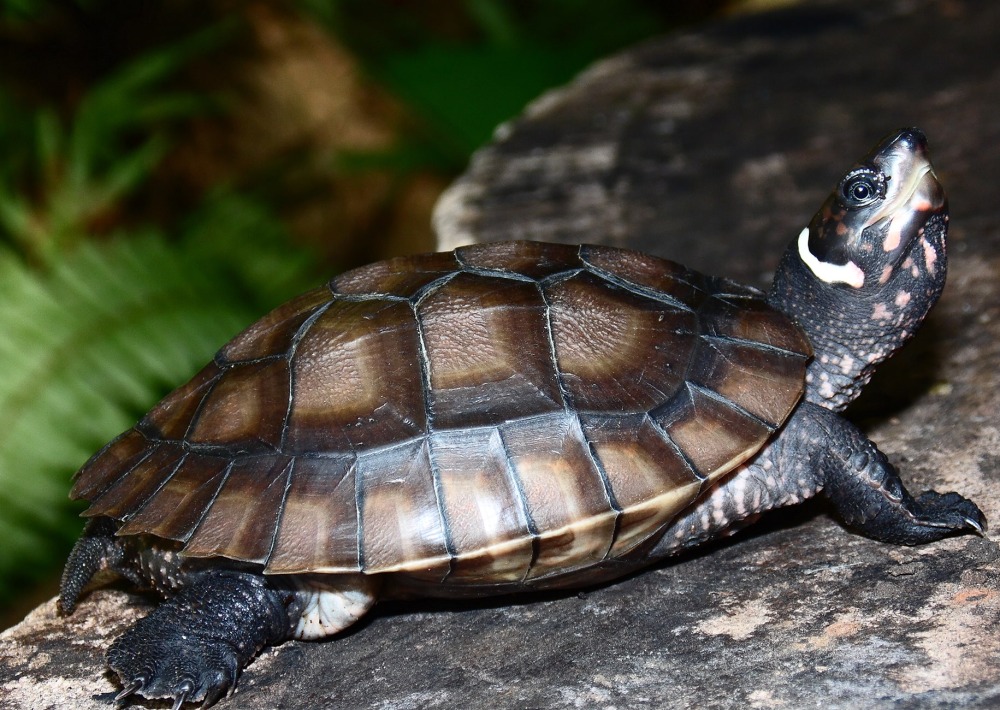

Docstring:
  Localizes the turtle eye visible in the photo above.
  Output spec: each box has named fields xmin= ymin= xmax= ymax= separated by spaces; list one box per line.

xmin=839 ymin=168 xmax=885 ymax=208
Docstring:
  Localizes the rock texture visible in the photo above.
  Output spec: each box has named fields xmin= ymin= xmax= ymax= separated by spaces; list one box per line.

xmin=4 ymin=0 xmax=1000 ymax=708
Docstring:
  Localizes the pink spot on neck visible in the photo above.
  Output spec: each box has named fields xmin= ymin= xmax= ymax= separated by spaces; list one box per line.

xmin=883 ymin=218 xmax=902 ymax=251
xmin=922 ymin=238 xmax=938 ymax=274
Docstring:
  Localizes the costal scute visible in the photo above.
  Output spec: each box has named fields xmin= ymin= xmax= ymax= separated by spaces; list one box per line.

xmin=58 ymin=129 xmax=985 ymax=708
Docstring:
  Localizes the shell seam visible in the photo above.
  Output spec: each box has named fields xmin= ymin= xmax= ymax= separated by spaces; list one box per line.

xmin=537 ymin=282 xmax=573 ymax=412
xmin=278 ymin=298 xmax=337 ymax=453
xmin=496 ymin=426 xmax=541 ymax=584
xmin=179 ymin=459 xmax=235 ymax=546
xmin=261 ymin=457 xmax=297 ymax=570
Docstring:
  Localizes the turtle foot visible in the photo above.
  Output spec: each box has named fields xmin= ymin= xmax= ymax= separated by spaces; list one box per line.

xmin=108 ymin=614 xmax=239 ymax=708
xmin=106 ymin=571 xmax=291 ymax=707
xmin=911 ymin=490 xmax=988 ymax=536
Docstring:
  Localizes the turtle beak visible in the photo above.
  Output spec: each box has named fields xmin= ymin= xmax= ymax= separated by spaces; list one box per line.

xmin=863 ymin=129 xmax=947 ymax=253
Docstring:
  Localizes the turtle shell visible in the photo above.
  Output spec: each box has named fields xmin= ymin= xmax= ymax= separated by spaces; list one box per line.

xmin=71 ymin=241 xmax=811 ymax=584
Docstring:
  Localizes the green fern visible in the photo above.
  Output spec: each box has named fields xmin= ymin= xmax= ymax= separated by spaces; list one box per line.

xmin=0 ymin=26 xmax=219 ymax=263
xmin=0 ymin=210 xmax=317 ymax=604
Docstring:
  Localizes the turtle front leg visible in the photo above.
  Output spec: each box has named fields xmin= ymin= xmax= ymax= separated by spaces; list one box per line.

xmin=811 ymin=404 xmax=987 ymax=544
xmin=651 ymin=401 xmax=985 ymax=557
xmin=108 ymin=571 xmax=294 ymax=708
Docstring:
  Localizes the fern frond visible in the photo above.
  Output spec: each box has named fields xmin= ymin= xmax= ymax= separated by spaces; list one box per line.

xmin=0 ymin=225 xmax=314 ymax=604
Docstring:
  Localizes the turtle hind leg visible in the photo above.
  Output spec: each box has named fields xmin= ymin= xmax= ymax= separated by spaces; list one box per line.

xmin=807 ymin=402 xmax=987 ymax=544
xmin=108 ymin=571 xmax=294 ymax=708
xmin=108 ymin=572 xmax=380 ymax=708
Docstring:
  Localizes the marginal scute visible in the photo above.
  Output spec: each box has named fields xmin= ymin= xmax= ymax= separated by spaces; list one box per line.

xmin=653 ymin=384 xmax=773 ymax=481
xmin=267 ymin=456 xmax=360 ymax=574
xmin=182 ymin=456 xmax=293 ymax=564
xmin=117 ymin=453 xmax=231 ymax=541
xmin=700 ymin=294 xmax=812 ymax=357
xmin=456 ymin=240 xmax=583 ymax=278
xmin=431 ymin=427 xmax=534 ymax=582
xmin=546 ymin=271 xmax=695 ymax=413
xmin=356 ymin=439 xmax=451 ymax=574
xmin=71 ymin=429 xmax=152 ymax=500
xmin=581 ymin=244 xmax=709 ymax=308
xmin=689 ymin=336 xmax=807 ymax=427
xmin=419 ymin=272 xmax=563 ymax=429
xmin=580 ymin=414 xmax=703 ymax=556
xmin=83 ymin=443 xmax=185 ymax=520
xmin=140 ymin=361 xmax=223 ymax=440
xmin=500 ymin=412 xmax=617 ymax=578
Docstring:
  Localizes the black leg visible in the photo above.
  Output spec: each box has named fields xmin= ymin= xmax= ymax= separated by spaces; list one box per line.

xmin=811 ymin=403 xmax=987 ymax=545
xmin=108 ymin=571 xmax=293 ymax=708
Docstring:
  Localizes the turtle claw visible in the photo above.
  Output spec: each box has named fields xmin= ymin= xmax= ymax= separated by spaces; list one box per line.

xmin=201 ymin=682 xmax=229 ymax=709
xmin=171 ymin=685 xmax=192 ymax=710
xmin=114 ymin=678 xmax=144 ymax=702
xmin=963 ymin=513 xmax=988 ymax=536
xmin=913 ymin=491 xmax=988 ymax=535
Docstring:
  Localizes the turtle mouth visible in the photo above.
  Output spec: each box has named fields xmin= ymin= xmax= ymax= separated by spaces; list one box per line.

xmin=863 ymin=152 xmax=946 ymax=265
xmin=865 ymin=155 xmax=943 ymax=224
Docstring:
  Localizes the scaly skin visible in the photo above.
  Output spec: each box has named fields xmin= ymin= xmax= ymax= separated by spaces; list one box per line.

xmin=651 ymin=402 xmax=985 ymax=559
xmin=59 ymin=129 xmax=987 ymax=708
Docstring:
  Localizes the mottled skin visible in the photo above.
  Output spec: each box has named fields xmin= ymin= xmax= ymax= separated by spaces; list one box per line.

xmin=59 ymin=129 xmax=985 ymax=708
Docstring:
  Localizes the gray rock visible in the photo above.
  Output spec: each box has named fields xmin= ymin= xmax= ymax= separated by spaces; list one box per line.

xmin=4 ymin=0 xmax=1000 ymax=708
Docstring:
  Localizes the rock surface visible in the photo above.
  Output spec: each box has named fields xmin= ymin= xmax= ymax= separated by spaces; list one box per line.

xmin=4 ymin=0 xmax=1000 ymax=708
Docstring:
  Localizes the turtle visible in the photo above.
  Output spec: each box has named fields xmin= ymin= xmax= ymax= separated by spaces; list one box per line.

xmin=59 ymin=128 xmax=986 ymax=708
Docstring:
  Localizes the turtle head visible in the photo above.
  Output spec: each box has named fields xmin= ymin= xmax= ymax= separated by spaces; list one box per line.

xmin=768 ymin=128 xmax=948 ymax=411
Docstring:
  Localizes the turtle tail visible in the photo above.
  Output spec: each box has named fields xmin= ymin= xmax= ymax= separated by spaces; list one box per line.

xmin=58 ymin=516 xmax=120 ymax=615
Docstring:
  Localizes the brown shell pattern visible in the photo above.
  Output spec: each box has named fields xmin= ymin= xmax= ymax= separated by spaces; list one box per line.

xmin=72 ymin=241 xmax=811 ymax=583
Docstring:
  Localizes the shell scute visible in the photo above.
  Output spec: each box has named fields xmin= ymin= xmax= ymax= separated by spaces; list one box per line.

xmin=689 ymin=336 xmax=808 ymax=428
xmin=418 ymin=272 xmax=563 ymax=429
xmin=140 ymin=361 xmax=223 ymax=440
xmin=182 ymin=456 xmax=292 ymax=564
xmin=500 ymin=412 xmax=618 ymax=578
xmin=72 ymin=241 xmax=809 ymax=583
xmin=116 ymin=453 xmax=231 ymax=541
xmin=700 ymin=294 xmax=813 ymax=357
xmin=581 ymin=244 xmax=709 ymax=308
xmin=456 ymin=240 xmax=583 ymax=279
xmin=83 ymin=443 xmax=185 ymax=520
xmin=71 ymin=429 xmax=152 ymax=500
xmin=286 ymin=298 xmax=425 ymax=454
xmin=267 ymin=455 xmax=360 ymax=574
xmin=580 ymin=413 xmax=703 ymax=556
xmin=546 ymin=271 xmax=695 ymax=413
xmin=332 ymin=251 xmax=460 ymax=298
xmin=431 ymin=427 xmax=534 ymax=582
xmin=186 ymin=360 xmax=290 ymax=453
xmin=653 ymin=384 xmax=773 ymax=481
xmin=220 ymin=287 xmax=333 ymax=363
xmin=356 ymin=438 xmax=451 ymax=574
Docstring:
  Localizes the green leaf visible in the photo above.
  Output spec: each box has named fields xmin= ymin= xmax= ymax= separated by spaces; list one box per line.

xmin=0 ymin=219 xmax=315 ymax=605
xmin=0 ymin=23 xmax=227 ymax=261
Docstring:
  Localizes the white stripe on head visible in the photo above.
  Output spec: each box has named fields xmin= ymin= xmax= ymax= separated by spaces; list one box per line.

xmin=797 ymin=228 xmax=865 ymax=288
